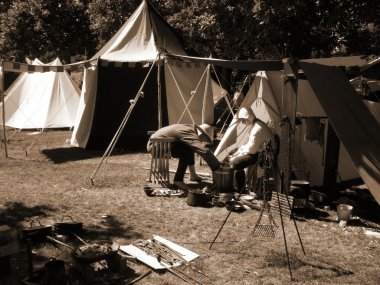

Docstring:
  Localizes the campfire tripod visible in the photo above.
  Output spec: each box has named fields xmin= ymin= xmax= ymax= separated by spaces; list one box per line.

xmin=209 ymin=139 xmax=306 ymax=280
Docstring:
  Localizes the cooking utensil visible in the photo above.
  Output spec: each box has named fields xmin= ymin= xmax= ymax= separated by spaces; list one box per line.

xmin=71 ymin=240 xmax=119 ymax=263
xmin=240 ymin=195 xmax=255 ymax=202
xmin=225 ymin=200 xmax=245 ymax=212
xmin=186 ymin=189 xmax=212 ymax=207
xmin=46 ymin=235 xmax=119 ymax=264
xmin=309 ymin=190 xmax=327 ymax=204
xmin=54 ymin=216 xmax=83 ymax=234
xmin=46 ymin=236 xmax=74 ymax=249
xmin=20 ymin=218 xmax=53 ymax=241
xmin=143 ymin=186 xmax=154 ymax=196
xmin=290 ymin=180 xmax=311 ymax=198
xmin=71 ymin=232 xmax=89 ymax=245
xmin=215 ymin=192 xmax=234 ymax=203
xmin=151 ymin=241 xmax=204 ymax=285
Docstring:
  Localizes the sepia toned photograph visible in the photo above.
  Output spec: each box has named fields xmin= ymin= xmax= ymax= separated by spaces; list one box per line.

xmin=0 ymin=1 xmax=379 ymax=284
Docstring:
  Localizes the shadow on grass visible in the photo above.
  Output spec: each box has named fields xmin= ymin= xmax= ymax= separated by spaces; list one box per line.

xmin=353 ymin=198 xmax=380 ymax=225
xmin=85 ymin=214 xmax=144 ymax=242
xmin=40 ymin=147 xmax=104 ymax=163
xmin=266 ymin=251 xmax=354 ymax=278
xmin=0 ymin=202 xmax=57 ymax=228
xmin=292 ymin=208 xmax=330 ymax=221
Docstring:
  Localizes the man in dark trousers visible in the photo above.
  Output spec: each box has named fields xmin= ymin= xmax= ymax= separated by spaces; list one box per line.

xmin=147 ymin=124 xmax=220 ymax=191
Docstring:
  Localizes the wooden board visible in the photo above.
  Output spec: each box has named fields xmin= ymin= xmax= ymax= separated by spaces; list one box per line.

xmin=120 ymin=235 xmax=199 ymax=270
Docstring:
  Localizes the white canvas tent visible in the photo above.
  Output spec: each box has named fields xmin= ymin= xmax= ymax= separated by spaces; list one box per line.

xmin=71 ymin=0 xmax=220 ymax=150
xmin=0 ymin=58 xmax=80 ymax=129
xmin=215 ymin=67 xmax=380 ymax=195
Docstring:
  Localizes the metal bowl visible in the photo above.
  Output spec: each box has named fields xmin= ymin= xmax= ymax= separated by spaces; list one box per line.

xmin=225 ymin=201 xmax=245 ymax=212
xmin=143 ymin=186 xmax=154 ymax=196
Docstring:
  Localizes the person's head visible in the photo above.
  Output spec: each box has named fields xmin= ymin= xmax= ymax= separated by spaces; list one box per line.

xmin=237 ymin=107 xmax=255 ymax=124
xmin=197 ymin=124 xmax=214 ymax=143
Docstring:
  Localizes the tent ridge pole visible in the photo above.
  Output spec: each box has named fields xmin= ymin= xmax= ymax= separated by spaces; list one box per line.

xmin=279 ymin=58 xmax=299 ymax=194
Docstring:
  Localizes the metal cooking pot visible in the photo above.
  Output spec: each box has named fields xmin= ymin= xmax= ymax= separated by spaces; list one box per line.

xmin=54 ymin=216 xmax=83 ymax=234
xmin=290 ymin=180 xmax=311 ymax=198
xmin=186 ymin=189 xmax=212 ymax=207
xmin=20 ymin=218 xmax=52 ymax=241
xmin=309 ymin=190 xmax=327 ymax=204
xmin=225 ymin=200 xmax=245 ymax=212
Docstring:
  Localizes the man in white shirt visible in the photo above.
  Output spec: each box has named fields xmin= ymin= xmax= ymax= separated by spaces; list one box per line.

xmin=228 ymin=107 xmax=277 ymax=193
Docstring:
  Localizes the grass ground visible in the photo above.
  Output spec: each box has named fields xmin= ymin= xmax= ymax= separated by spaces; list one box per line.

xmin=1 ymin=129 xmax=380 ymax=285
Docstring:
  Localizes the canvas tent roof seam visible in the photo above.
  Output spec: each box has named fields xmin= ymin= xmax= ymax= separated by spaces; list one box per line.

xmin=145 ymin=0 xmax=187 ymax=55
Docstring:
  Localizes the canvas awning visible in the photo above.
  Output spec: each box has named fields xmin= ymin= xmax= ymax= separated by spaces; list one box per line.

xmin=300 ymin=62 xmax=380 ymax=205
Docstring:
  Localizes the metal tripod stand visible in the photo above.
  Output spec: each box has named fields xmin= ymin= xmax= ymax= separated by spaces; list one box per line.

xmin=209 ymin=139 xmax=306 ymax=280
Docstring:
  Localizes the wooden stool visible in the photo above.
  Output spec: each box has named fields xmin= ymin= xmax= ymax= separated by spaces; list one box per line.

xmin=148 ymin=137 xmax=174 ymax=185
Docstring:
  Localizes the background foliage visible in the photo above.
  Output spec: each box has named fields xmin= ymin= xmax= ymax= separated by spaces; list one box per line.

xmin=0 ymin=0 xmax=378 ymax=63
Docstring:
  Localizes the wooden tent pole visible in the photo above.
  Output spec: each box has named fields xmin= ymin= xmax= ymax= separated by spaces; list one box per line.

xmin=279 ymin=58 xmax=298 ymax=193
xmin=157 ymin=54 xmax=162 ymax=129
xmin=0 ymin=61 xmax=8 ymax=158
xmin=323 ymin=122 xmax=340 ymax=199
xmin=202 ymin=65 xmax=211 ymax=123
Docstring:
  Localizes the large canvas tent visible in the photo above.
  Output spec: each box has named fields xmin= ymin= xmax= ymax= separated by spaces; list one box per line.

xmin=214 ymin=70 xmax=359 ymax=186
xmin=71 ymin=0 xmax=218 ymax=150
xmin=0 ymin=58 xmax=80 ymax=129
xmin=214 ymin=62 xmax=380 ymax=205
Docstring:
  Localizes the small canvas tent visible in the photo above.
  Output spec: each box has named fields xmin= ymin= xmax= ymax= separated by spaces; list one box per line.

xmin=214 ymin=63 xmax=380 ymax=205
xmin=0 ymin=58 xmax=80 ymax=129
xmin=71 ymin=0 xmax=218 ymax=150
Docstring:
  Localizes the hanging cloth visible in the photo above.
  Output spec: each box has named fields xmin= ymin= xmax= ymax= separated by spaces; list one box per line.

xmin=305 ymin=117 xmax=325 ymax=146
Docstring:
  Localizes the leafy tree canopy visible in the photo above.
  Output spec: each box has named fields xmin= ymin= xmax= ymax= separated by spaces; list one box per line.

xmin=0 ymin=0 xmax=92 ymax=63
xmin=0 ymin=0 xmax=378 ymax=63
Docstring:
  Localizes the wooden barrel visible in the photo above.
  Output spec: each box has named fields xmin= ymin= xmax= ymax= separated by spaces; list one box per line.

xmin=213 ymin=167 xmax=234 ymax=193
